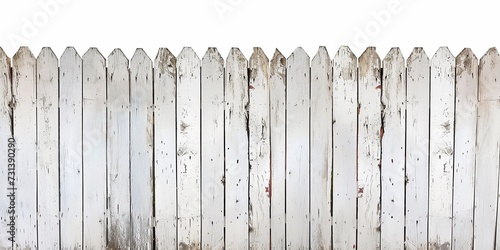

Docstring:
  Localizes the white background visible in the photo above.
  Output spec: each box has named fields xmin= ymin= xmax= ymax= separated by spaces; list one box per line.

xmin=0 ymin=0 xmax=499 ymax=60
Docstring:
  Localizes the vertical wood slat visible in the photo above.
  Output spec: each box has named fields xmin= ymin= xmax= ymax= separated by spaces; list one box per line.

xmin=13 ymin=46 xmax=37 ymax=249
xmin=405 ymin=47 xmax=430 ymax=250
xmin=248 ymin=47 xmax=271 ymax=249
xmin=176 ymin=47 xmax=202 ymax=249
xmin=380 ymin=48 xmax=405 ymax=249
xmin=225 ymin=47 xmax=249 ymax=249
xmin=474 ymin=48 xmax=500 ymax=250
xmin=153 ymin=48 xmax=177 ymax=249
xmin=130 ymin=48 xmax=154 ymax=249
xmin=286 ymin=47 xmax=310 ymax=249
xmin=0 ymin=47 xmax=13 ymax=249
xmin=357 ymin=47 xmax=382 ymax=249
xmin=452 ymin=48 xmax=478 ymax=249
xmin=60 ymin=47 xmax=83 ymax=249
xmin=36 ymin=47 xmax=60 ymax=249
xmin=332 ymin=46 xmax=357 ymax=249
xmin=82 ymin=48 xmax=107 ymax=248
xmin=428 ymin=47 xmax=455 ymax=249
xmin=310 ymin=46 xmax=332 ymax=249
xmin=269 ymin=49 xmax=286 ymax=249
xmin=201 ymin=48 xmax=225 ymax=249
xmin=107 ymin=48 xmax=131 ymax=248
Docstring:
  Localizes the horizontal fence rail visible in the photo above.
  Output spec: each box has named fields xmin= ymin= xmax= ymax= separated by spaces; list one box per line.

xmin=0 ymin=46 xmax=498 ymax=249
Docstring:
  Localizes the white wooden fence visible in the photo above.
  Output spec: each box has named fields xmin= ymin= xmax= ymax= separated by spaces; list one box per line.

xmin=0 ymin=46 xmax=498 ymax=249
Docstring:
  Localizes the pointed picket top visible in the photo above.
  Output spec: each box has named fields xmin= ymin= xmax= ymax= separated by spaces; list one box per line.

xmin=479 ymin=47 xmax=500 ymax=101
xmin=312 ymin=46 xmax=331 ymax=66
xmin=360 ymin=46 xmax=381 ymax=64
xmin=456 ymin=48 xmax=477 ymax=76
xmin=288 ymin=47 xmax=310 ymax=62
xmin=432 ymin=46 xmax=455 ymax=63
xmin=335 ymin=46 xmax=357 ymax=61
xmin=61 ymin=47 xmax=82 ymax=61
xmin=227 ymin=47 xmax=247 ymax=63
xmin=202 ymin=47 xmax=223 ymax=65
xmin=270 ymin=49 xmax=286 ymax=75
xmin=131 ymin=48 xmax=152 ymax=66
xmin=109 ymin=48 xmax=129 ymax=65
xmin=408 ymin=47 xmax=430 ymax=65
xmin=383 ymin=47 xmax=404 ymax=63
xmin=178 ymin=47 xmax=200 ymax=64
xmin=0 ymin=47 xmax=10 ymax=63
xmin=155 ymin=48 xmax=176 ymax=77
xmin=37 ymin=47 xmax=57 ymax=61
xmin=250 ymin=47 xmax=269 ymax=63
xmin=82 ymin=47 xmax=104 ymax=62
xmin=13 ymin=46 xmax=35 ymax=62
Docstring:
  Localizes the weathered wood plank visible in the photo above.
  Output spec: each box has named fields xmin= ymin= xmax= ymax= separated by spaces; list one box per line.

xmin=177 ymin=47 xmax=202 ymax=249
xmin=201 ymin=47 xmax=225 ymax=249
xmin=286 ymin=47 xmax=310 ymax=249
xmin=452 ymin=48 xmax=477 ymax=250
xmin=269 ymin=49 xmax=286 ymax=249
xmin=428 ymin=47 xmax=455 ymax=250
xmin=225 ymin=47 xmax=249 ymax=249
xmin=405 ymin=47 xmax=430 ymax=250
xmin=82 ymin=48 xmax=107 ymax=248
xmin=474 ymin=47 xmax=500 ymax=250
xmin=60 ymin=47 xmax=83 ymax=249
xmin=357 ymin=47 xmax=382 ymax=249
xmin=12 ymin=46 xmax=37 ymax=249
xmin=154 ymin=48 xmax=178 ymax=249
xmin=36 ymin=47 xmax=60 ymax=249
xmin=310 ymin=46 xmax=332 ymax=249
xmin=107 ymin=48 xmax=131 ymax=249
xmin=0 ymin=47 xmax=13 ymax=249
xmin=130 ymin=48 xmax=154 ymax=249
xmin=248 ymin=47 xmax=271 ymax=249
xmin=332 ymin=46 xmax=357 ymax=250
xmin=381 ymin=48 xmax=405 ymax=249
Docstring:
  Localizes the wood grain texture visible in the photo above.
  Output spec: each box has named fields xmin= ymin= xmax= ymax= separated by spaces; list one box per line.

xmin=248 ymin=47 xmax=271 ymax=249
xmin=405 ymin=47 xmax=430 ymax=250
xmin=381 ymin=48 xmax=405 ymax=249
xmin=201 ymin=47 xmax=225 ymax=249
xmin=82 ymin=48 xmax=107 ymax=248
xmin=269 ymin=49 xmax=286 ymax=249
xmin=357 ymin=47 xmax=382 ymax=249
xmin=310 ymin=46 xmax=332 ymax=249
xmin=107 ymin=48 xmax=131 ymax=249
xmin=177 ymin=47 xmax=202 ymax=249
xmin=474 ymin=47 xmax=500 ymax=250
xmin=453 ymin=48 xmax=477 ymax=250
xmin=428 ymin=47 xmax=455 ymax=250
xmin=12 ymin=47 xmax=37 ymax=249
xmin=130 ymin=48 xmax=154 ymax=249
xmin=332 ymin=46 xmax=357 ymax=250
xmin=225 ymin=48 xmax=249 ymax=249
xmin=286 ymin=47 xmax=310 ymax=249
xmin=154 ymin=48 xmax=178 ymax=249
xmin=0 ymin=47 xmax=13 ymax=249
xmin=60 ymin=47 xmax=83 ymax=249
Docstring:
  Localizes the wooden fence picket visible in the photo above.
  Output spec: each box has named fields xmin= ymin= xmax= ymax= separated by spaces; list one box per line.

xmin=474 ymin=48 xmax=500 ymax=250
xmin=153 ymin=48 xmax=178 ymax=249
xmin=269 ymin=49 xmax=286 ymax=249
xmin=332 ymin=46 xmax=358 ymax=249
xmin=60 ymin=47 xmax=83 ymax=249
xmin=381 ymin=48 xmax=405 ymax=249
xmin=36 ymin=47 xmax=60 ymax=249
xmin=405 ymin=47 xmax=430 ymax=250
xmin=107 ymin=48 xmax=131 ymax=248
xmin=12 ymin=47 xmax=37 ymax=249
xmin=310 ymin=46 xmax=332 ymax=249
xmin=225 ymin=48 xmax=249 ymax=249
xmin=130 ymin=48 xmax=154 ymax=249
xmin=0 ymin=47 xmax=12 ymax=249
xmin=82 ymin=48 xmax=107 ymax=248
xmin=428 ymin=47 xmax=455 ymax=249
xmin=357 ymin=47 xmax=382 ymax=249
xmin=452 ymin=48 xmax=478 ymax=249
xmin=201 ymin=47 xmax=225 ymax=249
xmin=177 ymin=47 xmax=202 ymax=249
xmin=286 ymin=47 xmax=310 ymax=249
